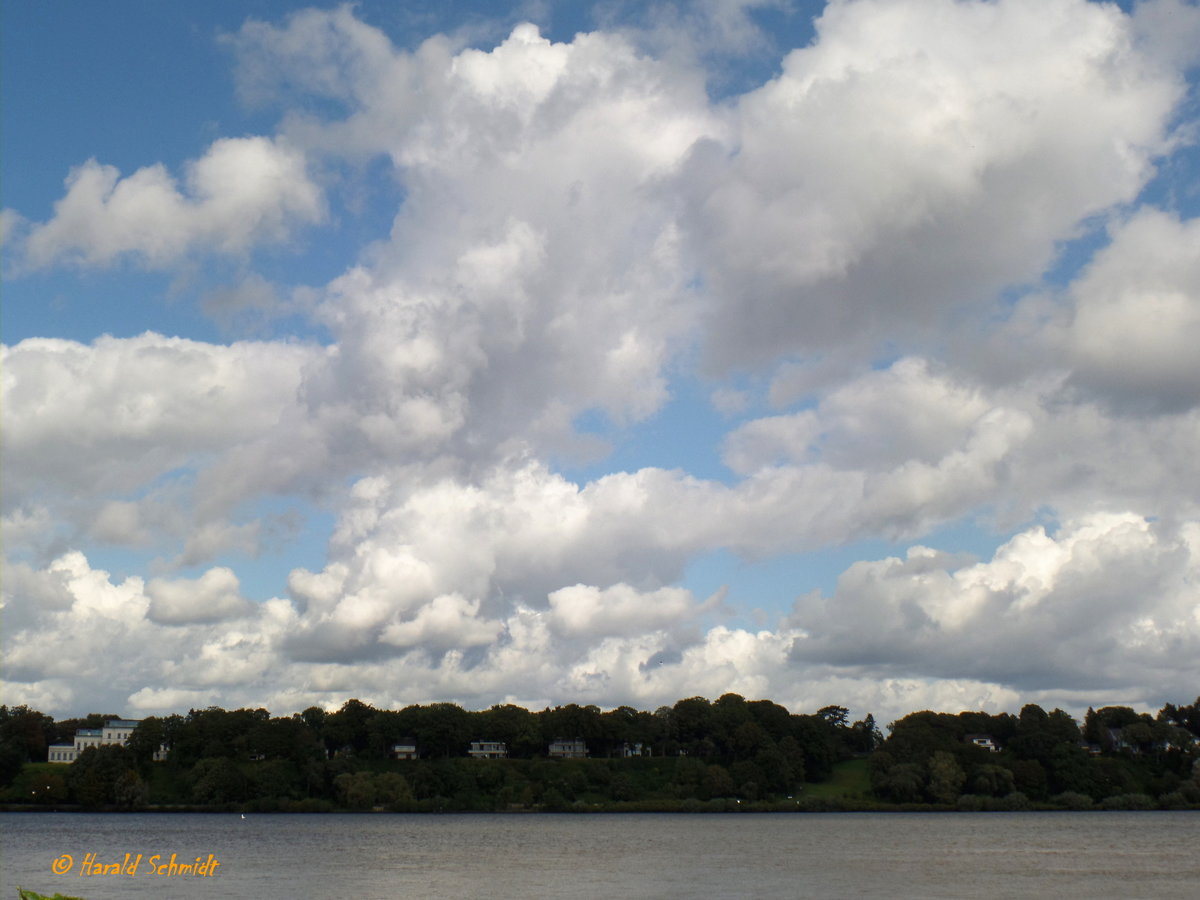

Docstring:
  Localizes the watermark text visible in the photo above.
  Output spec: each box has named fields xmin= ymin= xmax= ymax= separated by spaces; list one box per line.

xmin=50 ymin=853 xmax=221 ymax=878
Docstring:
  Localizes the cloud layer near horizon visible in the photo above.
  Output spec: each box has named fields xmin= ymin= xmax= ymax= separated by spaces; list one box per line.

xmin=3 ymin=0 xmax=1200 ymax=724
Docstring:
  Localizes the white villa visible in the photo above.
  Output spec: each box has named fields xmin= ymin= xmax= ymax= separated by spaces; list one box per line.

xmin=391 ymin=739 xmax=419 ymax=760
xmin=468 ymin=740 xmax=508 ymax=759
xmin=965 ymin=734 xmax=999 ymax=752
xmin=548 ymin=738 xmax=588 ymax=759
xmin=47 ymin=718 xmax=163 ymax=763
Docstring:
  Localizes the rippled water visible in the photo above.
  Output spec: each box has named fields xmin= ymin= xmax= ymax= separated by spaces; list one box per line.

xmin=3 ymin=811 xmax=1198 ymax=899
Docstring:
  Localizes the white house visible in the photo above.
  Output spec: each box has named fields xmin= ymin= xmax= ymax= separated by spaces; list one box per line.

xmin=47 ymin=718 xmax=159 ymax=763
xmin=391 ymin=739 xmax=419 ymax=760
xmin=468 ymin=740 xmax=508 ymax=759
xmin=548 ymin=738 xmax=588 ymax=759
xmin=965 ymin=734 xmax=999 ymax=752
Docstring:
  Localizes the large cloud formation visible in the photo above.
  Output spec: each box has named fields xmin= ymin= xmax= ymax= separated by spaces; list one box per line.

xmin=3 ymin=0 xmax=1199 ymax=724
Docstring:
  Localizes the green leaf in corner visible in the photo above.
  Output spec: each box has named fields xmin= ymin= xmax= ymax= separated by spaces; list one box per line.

xmin=17 ymin=888 xmax=87 ymax=900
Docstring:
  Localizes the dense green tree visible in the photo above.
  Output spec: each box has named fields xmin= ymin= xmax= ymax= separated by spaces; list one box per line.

xmin=1084 ymin=706 xmax=1143 ymax=747
xmin=1157 ymin=697 xmax=1200 ymax=737
xmin=334 ymin=771 xmax=378 ymax=809
xmin=113 ymin=769 xmax=148 ymax=809
xmin=0 ymin=739 xmax=26 ymax=788
xmin=601 ymin=705 xmax=664 ymax=754
xmin=777 ymin=736 xmax=807 ymax=785
xmin=1009 ymin=706 xmax=1081 ymax=763
xmin=1010 ymin=759 xmax=1048 ymax=800
xmin=479 ymin=704 xmax=540 ymax=757
xmin=415 ymin=703 xmax=473 ymax=757
xmin=968 ymin=764 xmax=1015 ymax=797
xmin=872 ymin=761 xmax=925 ymax=803
xmin=748 ymin=700 xmax=793 ymax=744
xmin=1045 ymin=743 xmax=1096 ymax=796
xmin=244 ymin=715 xmax=323 ymax=764
xmin=375 ymin=772 xmax=414 ymax=809
xmin=700 ymin=764 xmax=734 ymax=800
xmin=0 ymin=705 xmax=54 ymax=763
xmin=190 ymin=757 xmax=251 ymax=805
xmin=67 ymin=745 xmax=135 ymax=807
xmin=168 ymin=707 xmax=270 ymax=765
xmin=323 ymin=699 xmax=376 ymax=757
xmin=817 ymin=706 xmax=850 ymax=728
xmin=877 ymin=711 xmax=964 ymax=769
xmin=669 ymin=697 xmax=714 ymax=752
xmin=848 ymin=714 xmax=884 ymax=754
xmin=927 ymin=751 xmax=966 ymax=803
xmin=1089 ymin=757 xmax=1140 ymax=800
xmin=126 ymin=717 xmax=166 ymax=769
xmin=730 ymin=759 xmax=765 ymax=800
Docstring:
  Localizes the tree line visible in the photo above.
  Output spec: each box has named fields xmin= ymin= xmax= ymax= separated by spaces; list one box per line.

xmin=1 ymin=695 xmax=1196 ymax=812
xmin=869 ymin=700 xmax=1200 ymax=810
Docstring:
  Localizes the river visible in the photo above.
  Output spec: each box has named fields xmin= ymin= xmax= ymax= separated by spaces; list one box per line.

xmin=2 ymin=811 xmax=1197 ymax=899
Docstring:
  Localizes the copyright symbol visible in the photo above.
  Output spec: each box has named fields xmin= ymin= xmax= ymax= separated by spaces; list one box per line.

xmin=51 ymin=854 xmax=73 ymax=874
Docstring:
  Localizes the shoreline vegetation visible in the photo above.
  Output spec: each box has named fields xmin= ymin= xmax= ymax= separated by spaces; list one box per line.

xmin=2 ymin=696 xmax=1197 ymax=813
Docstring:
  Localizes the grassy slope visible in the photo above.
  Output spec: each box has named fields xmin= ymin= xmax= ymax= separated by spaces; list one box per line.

xmin=801 ymin=759 xmax=871 ymax=801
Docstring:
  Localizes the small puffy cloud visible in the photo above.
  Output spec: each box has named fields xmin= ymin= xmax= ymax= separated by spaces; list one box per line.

xmin=89 ymin=501 xmax=150 ymax=546
xmin=0 ymin=208 xmax=27 ymax=248
xmin=380 ymin=593 xmax=504 ymax=650
xmin=146 ymin=567 xmax=252 ymax=625
xmin=710 ymin=387 xmax=749 ymax=416
xmin=20 ymin=136 xmax=323 ymax=269
xmin=548 ymin=583 xmax=701 ymax=638
xmin=725 ymin=358 xmax=993 ymax=474
xmin=126 ymin=686 xmax=218 ymax=714
xmin=201 ymin=273 xmax=292 ymax=335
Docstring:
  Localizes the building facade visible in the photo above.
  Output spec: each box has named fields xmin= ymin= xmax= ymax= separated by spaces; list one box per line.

xmin=391 ymin=739 xmax=419 ymax=760
xmin=468 ymin=740 xmax=508 ymax=759
xmin=548 ymin=738 xmax=588 ymax=759
xmin=47 ymin=718 xmax=159 ymax=763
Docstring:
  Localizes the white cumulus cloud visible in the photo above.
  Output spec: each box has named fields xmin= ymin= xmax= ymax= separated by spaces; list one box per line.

xmin=19 ymin=136 xmax=323 ymax=269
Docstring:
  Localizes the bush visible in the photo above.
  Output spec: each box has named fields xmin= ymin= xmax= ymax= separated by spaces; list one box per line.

xmin=1050 ymin=791 xmax=1093 ymax=810
xmin=1101 ymin=793 xmax=1155 ymax=810
xmin=998 ymin=791 xmax=1031 ymax=811
xmin=955 ymin=794 xmax=987 ymax=811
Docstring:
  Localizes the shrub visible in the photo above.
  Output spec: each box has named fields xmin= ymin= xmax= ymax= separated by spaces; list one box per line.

xmin=955 ymin=794 xmax=987 ymax=811
xmin=1050 ymin=791 xmax=1093 ymax=810
xmin=998 ymin=791 xmax=1031 ymax=811
xmin=1101 ymin=793 xmax=1155 ymax=810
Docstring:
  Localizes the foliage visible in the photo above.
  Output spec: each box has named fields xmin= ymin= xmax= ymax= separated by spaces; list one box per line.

xmin=6 ymin=692 xmax=1198 ymax=812
xmin=66 ymin=745 xmax=137 ymax=808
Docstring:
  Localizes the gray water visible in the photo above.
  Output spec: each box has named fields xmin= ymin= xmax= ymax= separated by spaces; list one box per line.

xmin=2 ymin=811 xmax=1198 ymax=899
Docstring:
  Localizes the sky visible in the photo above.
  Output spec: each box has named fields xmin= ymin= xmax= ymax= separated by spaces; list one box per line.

xmin=2 ymin=0 xmax=1199 ymax=726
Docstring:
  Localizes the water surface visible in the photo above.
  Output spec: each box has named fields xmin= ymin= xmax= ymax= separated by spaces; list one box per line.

xmin=3 ymin=811 xmax=1197 ymax=899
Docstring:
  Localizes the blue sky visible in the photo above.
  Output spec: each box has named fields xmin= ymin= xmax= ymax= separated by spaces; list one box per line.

xmin=3 ymin=0 xmax=1200 ymax=722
